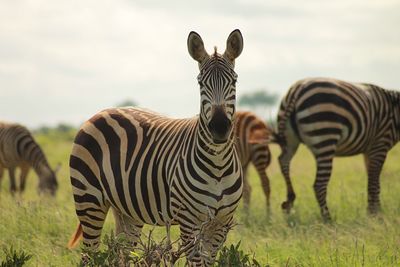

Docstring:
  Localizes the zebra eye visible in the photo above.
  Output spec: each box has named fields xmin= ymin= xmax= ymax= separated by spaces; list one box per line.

xmin=198 ymin=81 xmax=204 ymax=87
xmin=232 ymin=80 xmax=237 ymax=87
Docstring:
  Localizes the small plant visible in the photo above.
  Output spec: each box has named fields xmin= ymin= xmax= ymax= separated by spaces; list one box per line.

xmin=215 ymin=241 xmax=263 ymax=267
xmin=80 ymin=232 xmax=140 ymax=267
xmin=0 ymin=246 xmax=32 ymax=267
xmin=79 ymin=230 xmax=183 ymax=267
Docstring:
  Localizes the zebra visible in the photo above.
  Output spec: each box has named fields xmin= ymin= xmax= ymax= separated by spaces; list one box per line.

xmin=234 ymin=111 xmax=272 ymax=212
xmin=0 ymin=121 xmax=59 ymax=195
xmin=274 ymin=77 xmax=400 ymax=220
xmin=67 ymin=30 xmax=244 ymax=266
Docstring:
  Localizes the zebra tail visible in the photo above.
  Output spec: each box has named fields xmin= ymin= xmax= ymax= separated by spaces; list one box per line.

xmin=67 ymin=223 xmax=83 ymax=249
xmin=269 ymin=129 xmax=283 ymax=145
xmin=274 ymin=83 xmax=301 ymax=147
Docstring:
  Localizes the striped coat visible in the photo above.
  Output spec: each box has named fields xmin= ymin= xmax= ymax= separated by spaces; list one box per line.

xmin=0 ymin=121 xmax=58 ymax=195
xmin=275 ymin=77 xmax=400 ymax=220
xmin=234 ymin=111 xmax=272 ymax=212
xmin=68 ymin=30 xmax=244 ymax=266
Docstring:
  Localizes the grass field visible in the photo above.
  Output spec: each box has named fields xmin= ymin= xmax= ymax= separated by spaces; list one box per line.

xmin=1 ymin=130 xmax=399 ymax=266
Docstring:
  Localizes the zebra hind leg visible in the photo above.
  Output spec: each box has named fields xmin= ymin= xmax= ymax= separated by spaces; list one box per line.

xmin=278 ymin=143 xmax=299 ymax=213
xmin=252 ymin=148 xmax=272 ymax=214
xmin=258 ymin=170 xmax=271 ymax=214
xmin=364 ymin=152 xmax=387 ymax=215
xmin=313 ymin=156 xmax=334 ymax=221
xmin=75 ymin=200 xmax=110 ymax=250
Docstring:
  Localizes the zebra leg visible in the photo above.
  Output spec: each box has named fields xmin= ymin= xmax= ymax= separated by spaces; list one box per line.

xmin=179 ymin=227 xmax=203 ymax=266
xmin=278 ymin=142 xmax=299 ymax=213
xmin=112 ymin=208 xmax=143 ymax=245
xmin=19 ymin=163 xmax=30 ymax=193
xmin=0 ymin=165 xmax=3 ymax=191
xmin=313 ymin=156 xmax=334 ymax=221
xmin=364 ymin=152 xmax=386 ymax=214
xmin=258 ymin=170 xmax=271 ymax=212
xmin=8 ymin=167 xmax=17 ymax=194
xmin=75 ymin=201 xmax=110 ymax=249
xmin=252 ymin=148 xmax=271 ymax=212
xmin=180 ymin=223 xmax=229 ymax=267
xmin=241 ymin=163 xmax=251 ymax=211
xmin=207 ymin=227 xmax=230 ymax=266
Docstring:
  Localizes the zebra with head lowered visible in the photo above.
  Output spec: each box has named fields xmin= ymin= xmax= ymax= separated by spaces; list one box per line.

xmin=68 ymin=30 xmax=244 ymax=266
xmin=275 ymin=77 xmax=400 ymax=221
xmin=0 ymin=122 xmax=59 ymax=195
xmin=234 ymin=111 xmax=272 ymax=212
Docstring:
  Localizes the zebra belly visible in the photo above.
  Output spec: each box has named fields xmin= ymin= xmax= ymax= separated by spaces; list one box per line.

xmin=100 ymin=169 xmax=173 ymax=227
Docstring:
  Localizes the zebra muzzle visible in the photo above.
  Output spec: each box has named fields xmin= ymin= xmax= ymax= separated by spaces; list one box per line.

xmin=208 ymin=106 xmax=232 ymax=144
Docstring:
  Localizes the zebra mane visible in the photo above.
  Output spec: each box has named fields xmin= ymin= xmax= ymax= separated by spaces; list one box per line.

xmin=385 ymin=88 xmax=400 ymax=105
xmin=213 ymin=46 xmax=218 ymax=56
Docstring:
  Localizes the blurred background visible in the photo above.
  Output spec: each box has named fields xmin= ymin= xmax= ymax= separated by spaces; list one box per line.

xmin=1 ymin=0 xmax=399 ymax=129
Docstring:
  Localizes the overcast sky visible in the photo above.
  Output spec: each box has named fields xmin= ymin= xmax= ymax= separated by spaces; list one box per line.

xmin=1 ymin=0 xmax=399 ymax=128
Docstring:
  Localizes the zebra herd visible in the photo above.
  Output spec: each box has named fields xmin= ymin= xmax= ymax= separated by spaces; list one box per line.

xmin=1 ymin=29 xmax=400 ymax=265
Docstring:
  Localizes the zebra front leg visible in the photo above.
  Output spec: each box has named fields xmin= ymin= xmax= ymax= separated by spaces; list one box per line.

xmin=278 ymin=143 xmax=298 ymax=213
xmin=8 ymin=167 xmax=17 ymax=195
xmin=241 ymin=164 xmax=251 ymax=212
xmin=19 ymin=163 xmax=30 ymax=193
xmin=179 ymin=223 xmax=229 ymax=267
xmin=112 ymin=208 xmax=143 ymax=246
xmin=207 ymin=225 xmax=230 ymax=266
xmin=364 ymin=152 xmax=387 ymax=214
xmin=179 ymin=227 xmax=203 ymax=267
xmin=0 ymin=165 xmax=3 ymax=192
xmin=313 ymin=156 xmax=334 ymax=221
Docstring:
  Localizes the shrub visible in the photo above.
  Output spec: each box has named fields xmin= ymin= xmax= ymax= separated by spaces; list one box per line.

xmin=0 ymin=246 xmax=32 ymax=267
xmin=215 ymin=241 xmax=263 ymax=267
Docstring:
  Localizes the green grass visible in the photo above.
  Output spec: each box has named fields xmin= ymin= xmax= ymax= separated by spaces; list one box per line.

xmin=0 ymin=131 xmax=399 ymax=266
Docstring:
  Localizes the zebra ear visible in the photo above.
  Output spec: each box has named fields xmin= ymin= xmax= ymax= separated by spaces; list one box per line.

xmin=223 ymin=29 xmax=243 ymax=63
xmin=187 ymin=31 xmax=209 ymax=64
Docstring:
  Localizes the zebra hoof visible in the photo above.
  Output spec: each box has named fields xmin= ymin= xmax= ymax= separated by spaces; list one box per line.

xmin=367 ymin=206 xmax=381 ymax=216
xmin=281 ymin=201 xmax=292 ymax=212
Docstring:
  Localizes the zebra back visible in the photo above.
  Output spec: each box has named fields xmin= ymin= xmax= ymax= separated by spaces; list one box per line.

xmin=234 ymin=111 xmax=271 ymax=165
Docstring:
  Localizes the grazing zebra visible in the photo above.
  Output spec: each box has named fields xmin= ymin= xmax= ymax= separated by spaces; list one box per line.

xmin=234 ymin=111 xmax=272 ymax=212
xmin=68 ymin=30 xmax=243 ymax=266
xmin=0 ymin=122 xmax=59 ymax=195
xmin=275 ymin=77 xmax=400 ymax=220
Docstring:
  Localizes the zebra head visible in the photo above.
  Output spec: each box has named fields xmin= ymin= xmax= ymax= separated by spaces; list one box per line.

xmin=188 ymin=29 xmax=243 ymax=144
xmin=38 ymin=163 xmax=60 ymax=196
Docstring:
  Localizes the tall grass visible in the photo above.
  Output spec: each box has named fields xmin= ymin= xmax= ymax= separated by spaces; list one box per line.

xmin=0 ymin=131 xmax=399 ymax=266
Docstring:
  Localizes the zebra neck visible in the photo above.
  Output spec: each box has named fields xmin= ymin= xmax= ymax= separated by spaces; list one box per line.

xmin=32 ymin=159 xmax=52 ymax=180
xmin=195 ymin=120 xmax=234 ymax=161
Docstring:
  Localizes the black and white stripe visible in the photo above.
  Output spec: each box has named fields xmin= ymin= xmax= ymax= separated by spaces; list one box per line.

xmin=69 ymin=30 xmax=244 ymax=266
xmin=0 ymin=121 xmax=58 ymax=195
xmin=275 ymin=77 xmax=400 ymax=220
xmin=234 ymin=111 xmax=272 ymax=212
